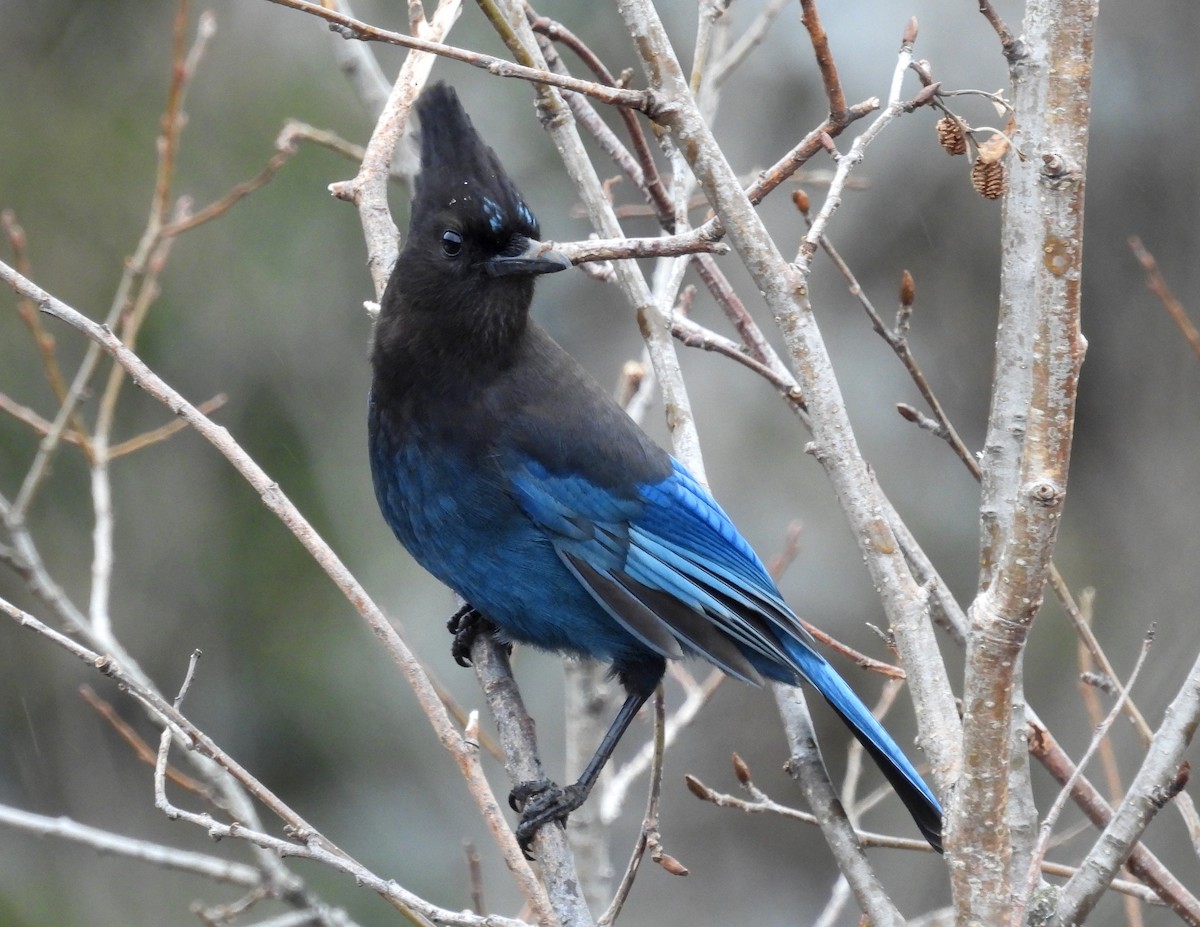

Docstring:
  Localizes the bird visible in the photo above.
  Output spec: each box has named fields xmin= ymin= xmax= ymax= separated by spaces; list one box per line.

xmin=369 ymin=82 xmax=943 ymax=854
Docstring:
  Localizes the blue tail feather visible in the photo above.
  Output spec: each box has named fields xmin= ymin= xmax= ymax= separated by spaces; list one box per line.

xmin=781 ymin=636 xmax=943 ymax=849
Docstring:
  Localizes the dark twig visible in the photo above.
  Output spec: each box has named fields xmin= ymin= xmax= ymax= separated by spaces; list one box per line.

xmin=1129 ymin=236 xmax=1200 ymax=360
xmin=1021 ymin=630 xmax=1154 ymax=917
xmin=264 ymin=0 xmax=649 ymax=111
xmin=798 ymin=618 xmax=907 ymax=680
xmin=799 ymin=0 xmax=847 ymax=120
xmin=1 ymin=211 xmax=95 ymax=462
xmin=686 ymin=758 xmax=934 ymax=854
xmin=79 ymin=685 xmax=211 ymax=798
xmin=598 ymin=686 xmax=672 ymax=926
xmin=670 ymin=316 xmax=805 ymax=409
xmin=161 ymin=147 xmax=297 ymax=238
xmin=526 ymin=9 xmax=674 ymax=245
xmin=794 ymin=188 xmax=979 ymax=477
xmin=1054 ymin=647 xmax=1200 ymax=925
xmin=1074 ymin=591 xmax=1146 ymax=927
xmin=462 ymin=840 xmax=485 ymax=915
xmin=975 ymin=0 xmax=1024 ymax=61
xmin=1028 ymin=717 xmax=1200 ymax=926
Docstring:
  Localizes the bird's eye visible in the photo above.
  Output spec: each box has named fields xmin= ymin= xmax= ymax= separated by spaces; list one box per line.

xmin=441 ymin=230 xmax=463 ymax=257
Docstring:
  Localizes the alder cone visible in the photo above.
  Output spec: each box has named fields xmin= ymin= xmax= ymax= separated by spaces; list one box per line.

xmin=971 ymin=158 xmax=1007 ymax=199
xmin=936 ymin=116 xmax=967 ymax=156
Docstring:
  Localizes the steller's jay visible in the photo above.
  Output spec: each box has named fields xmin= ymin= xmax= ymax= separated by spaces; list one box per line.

xmin=369 ymin=83 xmax=943 ymax=854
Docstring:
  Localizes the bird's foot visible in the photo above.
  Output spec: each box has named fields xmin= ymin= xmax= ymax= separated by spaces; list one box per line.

xmin=509 ymin=778 xmax=589 ymax=859
xmin=446 ymin=605 xmax=506 ymax=667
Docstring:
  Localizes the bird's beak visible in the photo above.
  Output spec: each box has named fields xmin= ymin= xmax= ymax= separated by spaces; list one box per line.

xmin=485 ymin=236 xmax=572 ymax=278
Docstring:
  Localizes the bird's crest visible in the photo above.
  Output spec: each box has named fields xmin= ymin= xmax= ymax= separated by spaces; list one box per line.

xmin=412 ymin=83 xmax=539 ymax=243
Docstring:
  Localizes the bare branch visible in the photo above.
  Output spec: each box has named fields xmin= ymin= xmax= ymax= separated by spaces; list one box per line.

xmin=0 ymin=260 xmax=558 ymax=923
xmin=956 ymin=0 xmax=1096 ymax=917
xmin=555 ymin=230 xmax=730 ymax=264
xmin=263 ymin=0 xmax=648 ymax=111
xmin=1022 ymin=630 xmax=1154 ymax=912
xmin=799 ymin=0 xmax=847 ymax=119
xmin=0 ymin=803 xmax=261 ymax=888
xmin=1129 ymin=236 xmax=1200 ymax=360
xmin=615 ymin=0 xmax=961 ymax=801
xmin=1028 ymin=715 xmax=1200 ymax=925
xmin=1054 ymin=651 xmax=1200 ymax=925
xmin=772 ymin=686 xmax=906 ymax=926
xmin=710 ymin=0 xmax=789 ymax=88
xmin=597 ymin=686 xmax=669 ymax=926
xmin=975 ymin=0 xmax=1024 ymax=62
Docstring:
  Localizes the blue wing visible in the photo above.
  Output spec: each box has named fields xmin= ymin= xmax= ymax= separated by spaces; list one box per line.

xmin=507 ymin=456 xmax=808 ymax=683
xmin=506 ymin=453 xmax=943 ymax=846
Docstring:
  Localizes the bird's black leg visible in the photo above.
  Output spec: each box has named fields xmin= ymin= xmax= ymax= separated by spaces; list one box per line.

xmin=511 ymin=688 xmax=652 ymax=857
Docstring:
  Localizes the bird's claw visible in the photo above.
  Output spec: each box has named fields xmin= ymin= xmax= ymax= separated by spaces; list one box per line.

xmin=447 ymin=605 xmax=512 ymax=667
xmin=447 ymin=605 xmax=486 ymax=667
xmin=509 ymin=777 xmax=554 ymax=813
xmin=509 ymin=779 xmax=588 ymax=859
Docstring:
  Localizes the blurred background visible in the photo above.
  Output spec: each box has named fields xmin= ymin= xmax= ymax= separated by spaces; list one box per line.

xmin=2 ymin=1 xmax=1198 ymax=924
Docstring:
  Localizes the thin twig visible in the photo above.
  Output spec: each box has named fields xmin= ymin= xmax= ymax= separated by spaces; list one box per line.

xmin=1021 ymin=629 xmax=1154 ymax=916
xmin=0 ymin=260 xmax=558 ymax=923
xmin=598 ymin=686 xmax=668 ymax=926
xmin=1028 ymin=715 xmax=1200 ymax=925
xmin=802 ymin=210 xmax=979 ymax=477
xmin=1129 ymin=236 xmax=1200 ymax=360
xmin=797 ymin=52 xmax=935 ymax=266
xmin=556 ymin=229 xmax=730 ymax=263
xmin=161 ymin=147 xmax=298 ymax=238
xmin=710 ymin=0 xmax=789 ymax=88
xmin=670 ymin=316 xmax=805 ymax=408
xmin=109 ymin=394 xmax=228 ymax=458
xmin=1075 ymin=590 xmax=1146 ymax=927
xmin=686 ymin=762 xmax=935 ymax=854
xmin=799 ymin=0 xmax=847 ymax=119
xmin=975 ymin=0 xmax=1024 ymax=61
xmin=79 ymin=685 xmax=211 ymax=797
xmin=1 ymin=210 xmax=95 ymax=462
xmin=0 ymin=393 xmax=87 ymax=450
xmin=528 ymin=10 xmax=671 ymax=218
xmin=263 ymin=0 xmax=649 ymax=111
xmin=0 ymin=804 xmax=263 ymax=888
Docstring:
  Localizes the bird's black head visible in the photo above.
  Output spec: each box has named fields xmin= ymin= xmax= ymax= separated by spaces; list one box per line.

xmin=374 ymin=83 xmax=569 ymax=378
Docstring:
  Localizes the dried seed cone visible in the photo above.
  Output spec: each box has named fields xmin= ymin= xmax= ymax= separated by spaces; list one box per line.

xmin=971 ymin=158 xmax=1007 ymax=199
xmin=936 ymin=117 xmax=967 ymax=156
